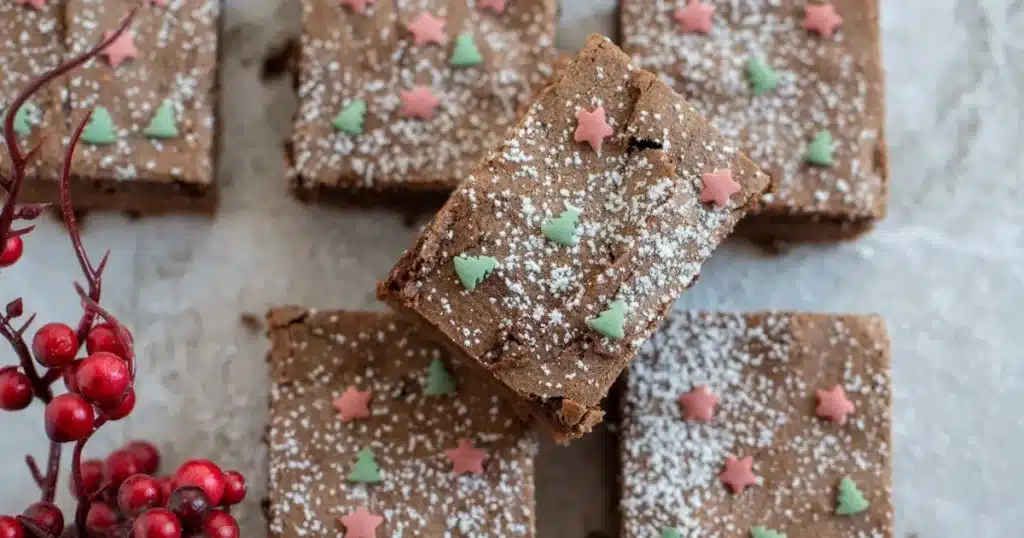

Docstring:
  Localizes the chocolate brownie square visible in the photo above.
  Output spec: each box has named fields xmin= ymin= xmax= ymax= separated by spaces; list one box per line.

xmin=621 ymin=1 xmax=887 ymax=242
xmin=266 ymin=308 xmax=537 ymax=538
xmin=23 ymin=0 xmax=220 ymax=213
xmin=0 ymin=1 xmax=66 ymax=183
xmin=378 ymin=35 xmax=770 ymax=441
xmin=289 ymin=0 xmax=558 ymax=205
xmin=621 ymin=312 xmax=892 ymax=537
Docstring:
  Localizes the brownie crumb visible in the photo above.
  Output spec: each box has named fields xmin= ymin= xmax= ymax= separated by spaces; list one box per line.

xmin=239 ymin=312 xmax=263 ymax=333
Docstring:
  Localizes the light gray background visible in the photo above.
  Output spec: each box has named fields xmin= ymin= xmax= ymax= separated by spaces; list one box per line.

xmin=2 ymin=0 xmax=1021 ymax=536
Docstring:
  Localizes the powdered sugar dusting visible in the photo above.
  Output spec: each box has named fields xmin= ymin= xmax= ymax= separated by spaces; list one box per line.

xmin=267 ymin=310 xmax=537 ymax=538
xmin=622 ymin=0 xmax=886 ymax=217
xmin=621 ymin=311 xmax=892 ymax=537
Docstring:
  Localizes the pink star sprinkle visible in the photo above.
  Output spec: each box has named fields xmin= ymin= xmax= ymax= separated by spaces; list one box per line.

xmin=699 ymin=168 xmax=740 ymax=208
xmin=445 ymin=439 xmax=487 ymax=475
xmin=333 ymin=386 xmax=372 ymax=423
xmin=479 ymin=0 xmax=506 ymax=13
xmin=101 ymin=31 xmax=138 ymax=69
xmin=816 ymin=384 xmax=856 ymax=424
xmin=406 ymin=12 xmax=446 ymax=46
xmin=678 ymin=385 xmax=718 ymax=422
xmin=673 ymin=0 xmax=716 ymax=34
xmin=339 ymin=506 xmax=383 ymax=538
xmin=399 ymin=87 xmax=440 ymax=120
xmin=718 ymin=455 xmax=758 ymax=494
xmin=14 ymin=0 xmax=46 ymax=10
xmin=339 ymin=0 xmax=375 ymax=14
xmin=804 ymin=3 xmax=844 ymax=38
xmin=574 ymin=106 xmax=613 ymax=153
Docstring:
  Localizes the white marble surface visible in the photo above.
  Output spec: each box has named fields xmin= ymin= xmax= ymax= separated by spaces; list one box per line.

xmin=2 ymin=0 xmax=1023 ymax=536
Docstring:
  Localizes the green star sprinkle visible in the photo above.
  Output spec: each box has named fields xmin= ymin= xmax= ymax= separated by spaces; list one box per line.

xmin=835 ymin=476 xmax=870 ymax=515
xmin=347 ymin=447 xmax=383 ymax=484
xmin=453 ymin=254 xmax=498 ymax=291
xmin=449 ymin=33 xmax=483 ymax=67
xmin=662 ymin=528 xmax=682 ymax=538
xmin=143 ymin=100 xmax=179 ymax=139
xmin=805 ymin=130 xmax=836 ymax=167
xmin=750 ymin=526 xmax=786 ymax=538
xmin=746 ymin=57 xmax=779 ymax=96
xmin=424 ymin=358 xmax=456 ymax=396
xmin=586 ymin=300 xmax=627 ymax=340
xmin=81 ymin=106 xmax=117 ymax=145
xmin=333 ymin=99 xmax=367 ymax=135
xmin=541 ymin=208 xmax=581 ymax=246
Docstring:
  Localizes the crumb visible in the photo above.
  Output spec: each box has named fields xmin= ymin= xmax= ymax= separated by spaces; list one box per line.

xmin=240 ymin=312 xmax=263 ymax=333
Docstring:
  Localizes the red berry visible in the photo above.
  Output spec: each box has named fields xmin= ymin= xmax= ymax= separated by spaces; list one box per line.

xmin=166 ymin=486 xmax=210 ymax=531
xmin=0 ymin=516 xmax=24 ymax=538
xmin=132 ymin=508 xmax=181 ymax=538
xmin=106 ymin=388 xmax=136 ymax=420
xmin=44 ymin=393 xmax=94 ymax=443
xmin=174 ymin=460 xmax=224 ymax=506
xmin=22 ymin=502 xmax=63 ymax=536
xmin=0 ymin=368 xmax=32 ymax=411
xmin=125 ymin=440 xmax=161 ymax=475
xmin=86 ymin=503 xmax=116 ymax=531
xmin=106 ymin=449 xmax=141 ymax=488
xmin=220 ymin=471 xmax=246 ymax=506
xmin=118 ymin=474 xmax=164 ymax=517
xmin=71 ymin=459 xmax=105 ymax=499
xmin=157 ymin=476 xmax=174 ymax=499
xmin=202 ymin=511 xmax=239 ymax=538
xmin=76 ymin=352 xmax=130 ymax=408
xmin=31 ymin=323 xmax=78 ymax=367
xmin=0 ymin=236 xmax=23 ymax=267
xmin=86 ymin=324 xmax=129 ymax=357
xmin=62 ymin=359 xmax=83 ymax=394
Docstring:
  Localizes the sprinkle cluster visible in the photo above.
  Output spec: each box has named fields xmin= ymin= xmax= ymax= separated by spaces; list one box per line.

xmin=621 ymin=311 xmax=893 ymax=537
xmin=385 ymin=37 xmax=768 ymax=424
xmin=267 ymin=310 xmax=536 ymax=538
xmin=292 ymin=0 xmax=558 ymax=190
xmin=65 ymin=0 xmax=218 ymax=185
xmin=622 ymin=0 xmax=886 ymax=217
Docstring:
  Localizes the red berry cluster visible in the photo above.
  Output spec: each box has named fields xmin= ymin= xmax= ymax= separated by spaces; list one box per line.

xmin=0 ymin=11 xmax=248 ymax=538
xmin=0 ymin=441 xmax=245 ymax=537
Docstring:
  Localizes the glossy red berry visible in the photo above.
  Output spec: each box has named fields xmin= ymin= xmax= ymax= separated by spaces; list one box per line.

xmin=125 ymin=440 xmax=161 ymax=475
xmin=106 ymin=388 xmax=136 ymax=420
xmin=174 ymin=460 xmax=224 ymax=506
xmin=86 ymin=324 xmax=129 ymax=357
xmin=62 ymin=359 xmax=83 ymax=394
xmin=71 ymin=459 xmax=105 ymax=499
xmin=0 ymin=236 xmax=23 ymax=267
xmin=0 ymin=516 xmax=24 ymax=538
xmin=131 ymin=508 xmax=181 ymax=538
xmin=0 ymin=368 xmax=32 ymax=411
xmin=220 ymin=471 xmax=246 ymax=506
xmin=86 ymin=503 xmax=116 ymax=531
xmin=44 ymin=394 xmax=94 ymax=443
xmin=203 ymin=511 xmax=239 ymax=538
xmin=118 ymin=474 xmax=164 ymax=517
xmin=157 ymin=476 xmax=174 ymax=499
xmin=32 ymin=323 xmax=78 ymax=368
xmin=22 ymin=502 xmax=63 ymax=536
xmin=166 ymin=486 xmax=211 ymax=531
xmin=76 ymin=352 xmax=130 ymax=408
xmin=106 ymin=448 xmax=141 ymax=488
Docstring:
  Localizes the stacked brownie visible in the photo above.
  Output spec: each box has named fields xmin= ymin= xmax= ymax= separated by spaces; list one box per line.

xmin=2 ymin=0 xmax=219 ymax=213
xmin=260 ymin=1 xmax=893 ymax=536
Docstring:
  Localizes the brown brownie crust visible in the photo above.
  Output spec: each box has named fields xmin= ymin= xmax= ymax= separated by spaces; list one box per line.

xmin=621 ymin=0 xmax=888 ymax=241
xmin=621 ymin=312 xmax=892 ymax=537
xmin=291 ymin=0 xmax=558 ymax=200
xmin=266 ymin=308 xmax=537 ymax=538
xmin=379 ymin=35 xmax=769 ymax=441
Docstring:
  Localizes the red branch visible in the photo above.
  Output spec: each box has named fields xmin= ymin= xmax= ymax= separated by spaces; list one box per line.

xmin=0 ymin=8 xmax=137 ymax=530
